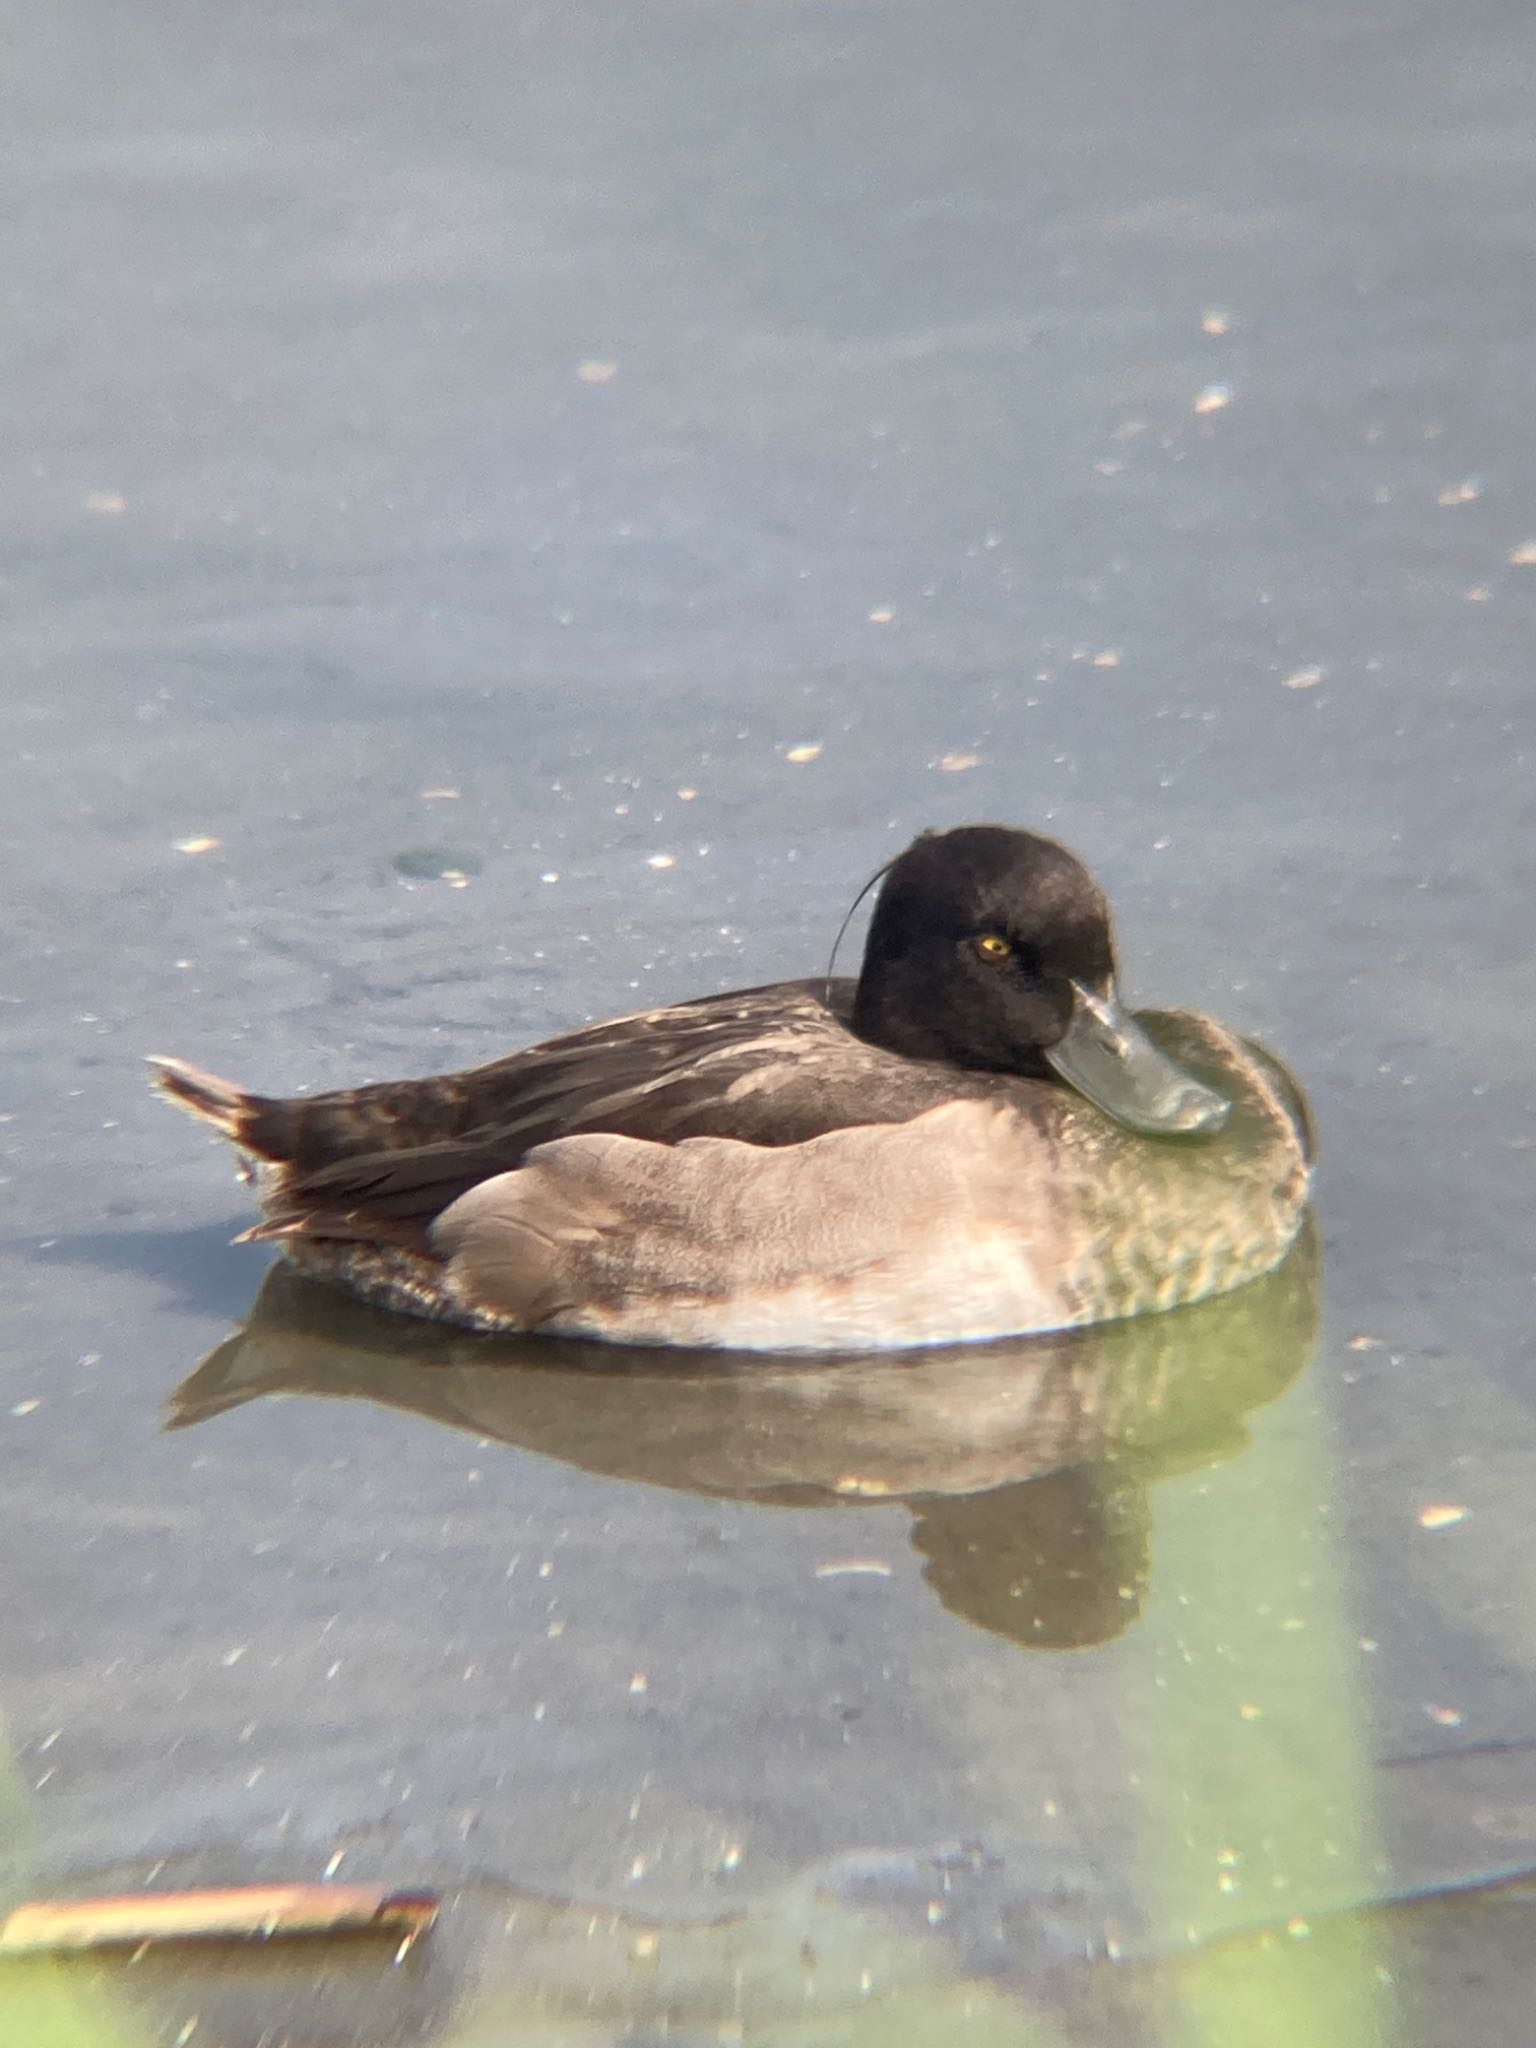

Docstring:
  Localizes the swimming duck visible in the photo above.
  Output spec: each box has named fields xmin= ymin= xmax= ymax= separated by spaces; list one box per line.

xmin=151 ymin=824 xmax=1312 ymax=1352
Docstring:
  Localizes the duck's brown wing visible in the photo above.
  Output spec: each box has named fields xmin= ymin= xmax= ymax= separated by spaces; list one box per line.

xmin=227 ymin=979 xmax=975 ymax=1247
xmin=159 ymin=983 xmax=833 ymax=1165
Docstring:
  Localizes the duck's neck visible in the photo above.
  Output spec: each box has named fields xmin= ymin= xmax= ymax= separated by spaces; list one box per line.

xmin=849 ymin=955 xmax=1050 ymax=1076
xmin=850 ymin=956 xmax=949 ymax=1061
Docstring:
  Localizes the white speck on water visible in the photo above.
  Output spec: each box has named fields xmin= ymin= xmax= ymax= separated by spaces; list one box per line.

xmin=1424 ymin=1703 xmax=1465 ymax=1727
xmin=1418 ymin=1503 xmax=1468 ymax=1529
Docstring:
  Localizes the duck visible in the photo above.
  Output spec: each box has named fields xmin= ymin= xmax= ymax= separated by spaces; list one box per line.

xmin=150 ymin=824 xmax=1313 ymax=1353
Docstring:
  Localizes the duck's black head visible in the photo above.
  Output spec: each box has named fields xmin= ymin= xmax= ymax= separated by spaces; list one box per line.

xmin=852 ymin=826 xmax=1110 ymax=1068
xmin=850 ymin=825 xmax=1230 ymax=1138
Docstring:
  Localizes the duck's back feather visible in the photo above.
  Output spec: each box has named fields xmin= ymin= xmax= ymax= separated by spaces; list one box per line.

xmin=204 ymin=978 xmax=1048 ymax=1246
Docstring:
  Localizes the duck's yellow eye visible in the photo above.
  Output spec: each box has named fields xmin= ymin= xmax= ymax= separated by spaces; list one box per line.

xmin=973 ymin=933 xmax=1012 ymax=961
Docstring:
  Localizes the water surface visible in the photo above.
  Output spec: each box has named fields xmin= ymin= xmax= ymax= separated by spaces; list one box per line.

xmin=3 ymin=1 xmax=1534 ymax=2041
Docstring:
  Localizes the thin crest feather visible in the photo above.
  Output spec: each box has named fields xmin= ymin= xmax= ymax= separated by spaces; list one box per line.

xmin=823 ymin=852 xmax=900 ymax=1008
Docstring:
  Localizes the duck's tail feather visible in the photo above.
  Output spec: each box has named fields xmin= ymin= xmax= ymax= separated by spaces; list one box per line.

xmin=148 ymin=1056 xmax=296 ymax=1161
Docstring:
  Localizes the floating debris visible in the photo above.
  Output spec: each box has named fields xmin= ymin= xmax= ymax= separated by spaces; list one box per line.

xmin=1201 ymin=309 xmax=1232 ymax=337
xmin=784 ymin=743 xmax=823 ymax=764
xmin=936 ymin=752 xmax=982 ymax=773
xmin=173 ymin=836 xmax=221 ymax=855
xmin=867 ymin=607 xmax=894 ymax=625
xmin=1193 ymin=382 xmax=1233 ymax=416
xmin=1507 ymin=540 xmax=1536 ymax=566
xmin=813 ymin=1558 xmax=894 ymax=1580
xmin=0 ymin=1883 xmax=438 ymax=1955
xmin=577 ymin=360 xmax=618 ymax=384
xmin=1281 ymin=666 xmax=1324 ymax=691
xmin=646 ymin=853 xmax=676 ymax=870
xmin=84 ymin=491 xmax=127 ymax=516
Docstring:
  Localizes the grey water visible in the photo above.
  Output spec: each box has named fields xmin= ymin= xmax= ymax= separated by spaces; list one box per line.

xmin=2 ymin=1 xmax=1534 ymax=2041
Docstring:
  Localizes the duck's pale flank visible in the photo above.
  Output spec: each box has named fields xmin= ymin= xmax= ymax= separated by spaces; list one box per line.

xmin=152 ymin=825 xmax=1313 ymax=1352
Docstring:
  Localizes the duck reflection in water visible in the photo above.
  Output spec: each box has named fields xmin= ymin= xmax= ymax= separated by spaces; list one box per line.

xmin=170 ymin=1223 xmax=1317 ymax=1653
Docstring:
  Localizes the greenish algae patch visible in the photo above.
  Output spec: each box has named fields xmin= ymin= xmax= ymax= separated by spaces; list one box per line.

xmin=1138 ymin=1383 xmax=1398 ymax=2047
xmin=0 ymin=1722 xmax=144 ymax=2048
xmin=0 ymin=1962 xmax=147 ymax=2048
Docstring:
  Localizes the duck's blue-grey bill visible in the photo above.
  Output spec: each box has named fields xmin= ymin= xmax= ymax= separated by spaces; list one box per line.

xmin=1044 ymin=981 xmax=1232 ymax=1138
